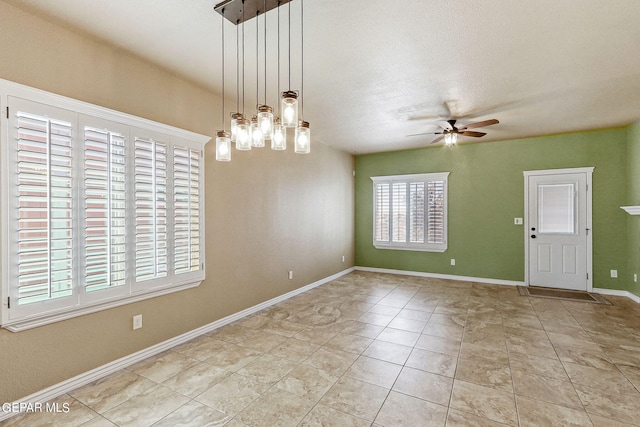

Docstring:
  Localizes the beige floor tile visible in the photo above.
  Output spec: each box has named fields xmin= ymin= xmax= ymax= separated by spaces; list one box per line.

xmin=405 ymin=347 xmax=457 ymax=377
xmin=450 ymin=380 xmax=518 ymax=426
xmin=341 ymin=320 xmax=385 ymax=339
xmin=320 ymin=376 xmax=389 ymax=421
xmin=516 ymin=395 xmax=593 ymax=427
xmin=376 ymin=327 xmax=421 ymax=346
xmin=152 ymin=401 xmax=231 ymax=426
xmin=236 ymin=388 xmax=315 ymax=427
xmin=375 ymin=391 xmax=447 ymax=427
xmin=415 ymin=334 xmax=461 ymax=356
xmin=455 ymin=354 xmax=513 ymax=392
xmin=344 ymin=356 xmax=402 ymax=389
xmin=588 ymin=414 xmax=635 ymax=426
xmin=554 ymin=346 xmax=616 ymax=371
xmin=429 ymin=313 xmax=467 ymax=327
xmin=131 ymin=351 xmax=200 ymax=383
xmin=304 ymin=347 xmax=359 ymax=377
xmin=575 ymin=382 xmax=640 ymax=424
xmin=161 ymin=361 xmax=231 ymax=398
xmin=423 ymin=321 xmax=464 ymax=340
xmin=356 ymin=312 xmax=394 ymax=327
xmin=446 ymin=408 xmax=512 ymax=426
xmin=393 ymin=366 xmax=453 ymax=406
xmin=396 ymin=308 xmax=433 ymax=321
xmin=202 ymin=343 xmax=263 ymax=372
xmin=509 ymin=353 xmax=570 ymax=382
xmin=102 ymin=384 xmax=190 ymax=427
xmin=195 ymin=373 xmax=270 ymax=416
xmin=294 ymin=327 xmax=339 ymax=345
xmin=511 ymin=371 xmax=583 ymax=410
xmin=236 ymin=330 xmax=288 ymax=352
xmin=563 ymin=361 xmax=638 ymax=396
xmin=299 ymin=404 xmax=370 ymax=427
xmin=173 ymin=337 xmax=233 ymax=361
xmin=387 ymin=316 xmax=427 ymax=333
xmin=325 ymin=333 xmax=373 ymax=354
xmin=268 ymin=337 xmax=320 ymax=362
xmin=362 ymin=340 xmax=412 ymax=365
xmin=236 ymin=353 xmax=298 ymax=386
xmin=276 ymin=363 xmax=338 ymax=400
xmin=369 ymin=304 xmax=402 ymax=317
xmin=69 ymin=370 xmax=156 ymax=413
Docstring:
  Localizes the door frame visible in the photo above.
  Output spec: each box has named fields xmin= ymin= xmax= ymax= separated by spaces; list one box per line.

xmin=523 ymin=167 xmax=594 ymax=291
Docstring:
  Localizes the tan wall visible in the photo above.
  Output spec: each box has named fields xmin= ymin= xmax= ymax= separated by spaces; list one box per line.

xmin=0 ymin=1 xmax=354 ymax=403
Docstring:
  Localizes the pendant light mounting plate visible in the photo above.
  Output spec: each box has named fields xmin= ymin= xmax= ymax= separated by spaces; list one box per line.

xmin=215 ymin=0 xmax=292 ymax=25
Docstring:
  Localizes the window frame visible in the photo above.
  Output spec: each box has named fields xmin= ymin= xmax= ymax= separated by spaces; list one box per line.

xmin=371 ymin=172 xmax=449 ymax=253
xmin=0 ymin=79 xmax=210 ymax=332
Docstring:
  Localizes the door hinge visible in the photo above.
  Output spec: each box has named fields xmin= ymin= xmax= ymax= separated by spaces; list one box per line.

xmin=6 ymin=106 xmax=8 ymax=119
xmin=7 ymin=297 xmax=10 ymax=309
xmin=586 ymin=228 xmax=590 ymax=236
xmin=587 ymin=273 xmax=589 ymax=280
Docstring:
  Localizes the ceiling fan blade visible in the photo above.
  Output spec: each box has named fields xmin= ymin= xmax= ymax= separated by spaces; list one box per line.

xmin=460 ymin=131 xmax=486 ymax=137
xmin=406 ymin=131 xmax=442 ymax=137
xmin=459 ymin=119 xmax=499 ymax=131
xmin=429 ymin=135 xmax=445 ymax=145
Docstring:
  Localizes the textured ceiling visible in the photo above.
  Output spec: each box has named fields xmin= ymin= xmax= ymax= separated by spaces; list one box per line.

xmin=5 ymin=0 xmax=640 ymax=153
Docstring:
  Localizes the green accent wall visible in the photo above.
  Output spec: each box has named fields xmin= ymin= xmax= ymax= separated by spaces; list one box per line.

xmin=627 ymin=122 xmax=640 ymax=296
xmin=355 ymin=127 xmax=631 ymax=291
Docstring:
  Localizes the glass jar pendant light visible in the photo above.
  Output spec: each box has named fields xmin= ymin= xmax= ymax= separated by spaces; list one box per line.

xmin=236 ymin=118 xmax=252 ymax=150
xmin=257 ymin=105 xmax=273 ymax=140
xmin=250 ymin=116 xmax=264 ymax=147
xmin=281 ymin=91 xmax=298 ymax=128
xmin=294 ymin=120 xmax=310 ymax=154
xmin=216 ymin=130 xmax=231 ymax=161
xmin=230 ymin=112 xmax=243 ymax=142
xmin=272 ymin=117 xmax=286 ymax=150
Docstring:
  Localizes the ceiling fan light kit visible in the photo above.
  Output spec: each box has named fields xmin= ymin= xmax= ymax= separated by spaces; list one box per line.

xmin=214 ymin=0 xmax=310 ymax=162
xmin=417 ymin=118 xmax=500 ymax=146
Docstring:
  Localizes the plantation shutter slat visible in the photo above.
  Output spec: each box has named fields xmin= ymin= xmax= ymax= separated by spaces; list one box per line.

xmin=134 ymin=137 xmax=168 ymax=282
xmin=374 ymin=183 xmax=390 ymax=242
xmin=173 ymin=147 xmax=201 ymax=274
xmin=392 ymin=182 xmax=407 ymax=243
xmin=16 ymin=111 xmax=74 ymax=305
xmin=83 ymin=127 xmax=127 ymax=292
xmin=427 ymin=180 xmax=445 ymax=244
xmin=409 ymin=182 xmax=425 ymax=243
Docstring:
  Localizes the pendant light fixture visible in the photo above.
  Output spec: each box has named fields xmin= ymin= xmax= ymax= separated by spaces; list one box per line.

xmin=216 ymin=9 xmax=231 ymax=161
xmin=294 ymin=0 xmax=310 ymax=154
xmin=235 ymin=1 xmax=252 ymax=151
xmin=251 ymin=10 xmax=265 ymax=148
xmin=272 ymin=1 xmax=286 ymax=150
xmin=214 ymin=0 xmax=307 ymax=159
xmin=230 ymin=21 xmax=243 ymax=143
xmin=281 ymin=1 xmax=298 ymax=128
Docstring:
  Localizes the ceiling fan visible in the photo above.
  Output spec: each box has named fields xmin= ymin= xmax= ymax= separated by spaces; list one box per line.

xmin=409 ymin=118 xmax=499 ymax=146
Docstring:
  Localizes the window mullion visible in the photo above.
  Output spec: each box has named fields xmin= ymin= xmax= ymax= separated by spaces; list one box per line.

xmin=405 ymin=182 xmax=411 ymax=245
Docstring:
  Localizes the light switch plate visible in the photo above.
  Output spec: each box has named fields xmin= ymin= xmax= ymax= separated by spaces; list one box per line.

xmin=514 ymin=218 xmax=523 ymax=225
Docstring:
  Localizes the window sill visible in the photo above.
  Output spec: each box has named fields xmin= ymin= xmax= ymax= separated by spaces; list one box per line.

xmin=373 ymin=243 xmax=447 ymax=253
xmin=1 ymin=280 xmax=202 ymax=332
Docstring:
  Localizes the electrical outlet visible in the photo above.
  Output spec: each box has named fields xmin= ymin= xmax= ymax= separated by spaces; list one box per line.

xmin=342 ymin=255 xmax=345 ymax=263
xmin=514 ymin=218 xmax=523 ymax=225
xmin=133 ymin=314 xmax=142 ymax=330
xmin=450 ymin=259 xmax=456 ymax=266
xmin=611 ymin=270 xmax=618 ymax=278
xmin=634 ymin=274 xmax=638 ymax=283
xmin=288 ymin=270 xmax=293 ymax=280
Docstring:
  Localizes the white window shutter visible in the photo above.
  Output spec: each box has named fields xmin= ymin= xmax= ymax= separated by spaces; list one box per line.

xmin=15 ymin=111 xmax=74 ymax=305
xmin=173 ymin=146 xmax=201 ymax=274
xmin=134 ymin=137 xmax=168 ymax=282
xmin=374 ymin=183 xmax=390 ymax=242
xmin=427 ymin=180 xmax=445 ymax=244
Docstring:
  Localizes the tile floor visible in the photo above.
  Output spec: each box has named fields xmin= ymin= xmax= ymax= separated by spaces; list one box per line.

xmin=4 ymin=271 xmax=640 ymax=426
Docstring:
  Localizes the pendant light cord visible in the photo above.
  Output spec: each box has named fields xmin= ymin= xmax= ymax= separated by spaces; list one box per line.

xmin=242 ymin=0 xmax=245 ymax=114
xmin=263 ymin=0 xmax=267 ymax=104
xmin=288 ymin=0 xmax=291 ymax=90
xmin=256 ymin=10 xmax=260 ymax=108
xmin=236 ymin=19 xmax=240 ymax=115
xmin=221 ymin=9 xmax=225 ymax=128
xmin=277 ymin=1 xmax=280 ymax=115
xmin=301 ymin=0 xmax=304 ymax=118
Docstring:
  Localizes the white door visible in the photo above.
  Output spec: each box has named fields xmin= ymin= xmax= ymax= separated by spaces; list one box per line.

xmin=525 ymin=169 xmax=592 ymax=291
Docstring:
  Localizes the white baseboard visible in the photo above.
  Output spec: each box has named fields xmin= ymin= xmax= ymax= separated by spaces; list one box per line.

xmin=355 ymin=266 xmax=640 ymax=303
xmin=355 ymin=266 xmax=525 ymax=287
xmin=593 ymin=287 xmax=640 ymax=303
xmin=0 ymin=267 xmax=354 ymax=423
